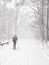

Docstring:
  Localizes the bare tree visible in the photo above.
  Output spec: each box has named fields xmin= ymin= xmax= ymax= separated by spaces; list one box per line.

xmin=14 ymin=0 xmax=25 ymax=34
xmin=1 ymin=0 xmax=12 ymax=42
xmin=47 ymin=0 xmax=49 ymax=42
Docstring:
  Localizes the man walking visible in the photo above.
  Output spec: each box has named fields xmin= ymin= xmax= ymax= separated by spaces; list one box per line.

xmin=12 ymin=34 xmax=18 ymax=50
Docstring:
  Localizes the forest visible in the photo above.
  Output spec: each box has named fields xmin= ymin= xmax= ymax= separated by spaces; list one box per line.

xmin=0 ymin=0 xmax=49 ymax=44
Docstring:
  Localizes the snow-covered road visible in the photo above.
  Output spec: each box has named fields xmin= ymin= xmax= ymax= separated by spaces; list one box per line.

xmin=0 ymin=39 xmax=49 ymax=65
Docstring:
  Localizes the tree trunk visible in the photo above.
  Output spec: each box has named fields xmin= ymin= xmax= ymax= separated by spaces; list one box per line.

xmin=42 ymin=0 xmax=44 ymax=41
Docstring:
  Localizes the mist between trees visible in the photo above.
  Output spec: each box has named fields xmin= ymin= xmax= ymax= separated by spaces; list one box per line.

xmin=0 ymin=0 xmax=49 ymax=43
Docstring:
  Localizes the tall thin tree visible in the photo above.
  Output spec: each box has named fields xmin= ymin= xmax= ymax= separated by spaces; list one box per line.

xmin=41 ymin=0 xmax=44 ymax=41
xmin=47 ymin=0 xmax=48 ymax=42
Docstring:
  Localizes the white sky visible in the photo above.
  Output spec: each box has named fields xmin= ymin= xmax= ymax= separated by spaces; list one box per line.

xmin=0 ymin=0 xmax=15 ymax=9
xmin=7 ymin=0 xmax=21 ymax=9
xmin=7 ymin=0 xmax=15 ymax=9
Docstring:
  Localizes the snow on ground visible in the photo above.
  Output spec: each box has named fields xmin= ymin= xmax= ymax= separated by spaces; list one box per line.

xmin=0 ymin=39 xmax=49 ymax=65
xmin=36 ymin=41 xmax=49 ymax=58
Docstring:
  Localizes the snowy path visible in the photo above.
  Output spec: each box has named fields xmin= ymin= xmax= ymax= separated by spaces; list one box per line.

xmin=0 ymin=39 xmax=49 ymax=65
